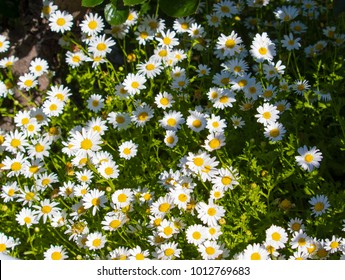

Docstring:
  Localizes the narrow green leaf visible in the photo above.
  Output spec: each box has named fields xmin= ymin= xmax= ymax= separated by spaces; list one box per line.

xmin=123 ymin=0 xmax=147 ymax=5
xmin=104 ymin=3 xmax=129 ymax=25
xmin=160 ymin=0 xmax=199 ymax=17
xmin=82 ymin=0 xmax=104 ymax=7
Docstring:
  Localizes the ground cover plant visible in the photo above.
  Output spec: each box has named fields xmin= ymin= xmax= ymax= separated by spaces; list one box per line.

xmin=0 ymin=0 xmax=345 ymax=260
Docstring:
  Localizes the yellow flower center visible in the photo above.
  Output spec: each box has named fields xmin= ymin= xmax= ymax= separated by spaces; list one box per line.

xmin=265 ymin=90 xmax=274 ymax=98
xmin=51 ymin=251 xmax=62 ymax=260
xmin=209 ymin=138 xmax=221 ymax=149
xmin=163 ymin=226 xmax=173 ymax=236
xmin=25 ymin=192 xmax=35 ymax=201
xmin=192 ymin=231 xmax=201 ymax=240
xmin=207 ymin=207 xmax=216 ymax=216
xmin=314 ymin=202 xmax=324 ymax=212
xmin=259 ymin=47 xmax=267 ymax=55
xmin=123 ymin=148 xmax=131 ymax=155
xmin=219 ymin=96 xmax=229 ymax=104
xmin=72 ymin=56 xmax=80 ymax=63
xmin=251 ymin=252 xmax=261 ymax=260
xmin=297 ymin=84 xmax=305 ymax=91
xmin=163 ymin=37 xmax=171 ymax=45
xmin=92 ymin=100 xmax=99 ymax=107
xmin=291 ymin=223 xmax=301 ymax=231
xmin=298 ymin=238 xmax=306 ymax=246
xmin=164 ymin=248 xmax=174 ymax=256
xmin=116 ymin=116 xmax=125 ymax=123
xmin=80 ymin=138 xmax=93 ymax=150
xmin=118 ymin=193 xmax=128 ymax=203
xmin=0 ymin=243 xmax=9 ymax=253
xmin=29 ymin=165 xmax=39 ymax=174
xmin=42 ymin=6 xmax=51 ymax=15
xmin=91 ymin=197 xmax=100 ymax=206
xmin=211 ymin=91 xmax=218 ymax=99
xmin=56 ymin=18 xmax=66 ymax=26
xmin=167 ymin=118 xmax=177 ymax=127
xmin=54 ymin=93 xmax=64 ymax=101
xmin=330 ymin=241 xmax=339 ymax=249
xmin=158 ymin=202 xmax=170 ymax=213
xmin=304 ymin=154 xmax=313 ymax=163
xmin=88 ymin=20 xmax=98 ymax=30
xmin=42 ymin=205 xmax=52 ymax=214
xmin=140 ymin=31 xmax=148 ymax=39
xmin=192 ymin=119 xmax=202 ymax=128
xmin=234 ymin=66 xmax=241 ymax=72
xmin=24 ymin=217 xmax=32 ymax=224
xmin=178 ymin=193 xmax=188 ymax=202
xmin=211 ymin=122 xmax=219 ymax=128
xmin=166 ymin=136 xmax=175 ymax=144
xmin=160 ymin=97 xmax=169 ymax=105
xmin=205 ymin=247 xmax=215 ymax=255
xmin=11 ymin=162 xmax=22 ymax=171
xmin=145 ymin=64 xmax=155 ymax=71
xmin=35 ymin=65 xmax=42 ymax=72
xmin=193 ymin=157 xmax=204 ymax=167
xmin=225 ymin=39 xmax=236 ymax=48
xmin=108 ymin=220 xmax=121 ymax=229
xmin=92 ymin=238 xmax=101 ymax=247
xmin=104 ymin=167 xmax=113 ymax=175
xmin=269 ymin=128 xmax=280 ymax=138
xmin=49 ymin=104 xmax=57 ymax=111
xmin=158 ymin=49 xmax=168 ymax=57
xmin=135 ymin=253 xmax=144 ymax=260
xmin=92 ymin=125 xmax=101 ymax=133
xmin=181 ymin=22 xmax=189 ymax=30
xmin=131 ymin=81 xmax=139 ymax=89
xmin=317 ymin=248 xmax=328 ymax=258
xmin=220 ymin=77 xmax=230 ymax=85
xmin=138 ymin=112 xmax=148 ymax=121
xmin=96 ymin=43 xmax=107 ymax=51
xmin=8 ymin=189 xmax=15 ymax=196
xmin=11 ymin=138 xmax=21 ymax=148
xmin=272 ymin=232 xmax=281 ymax=241
xmin=263 ymin=112 xmax=271 ymax=119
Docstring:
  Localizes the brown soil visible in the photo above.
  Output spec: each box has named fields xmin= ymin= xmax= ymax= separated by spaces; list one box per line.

xmin=0 ymin=0 xmax=86 ymax=131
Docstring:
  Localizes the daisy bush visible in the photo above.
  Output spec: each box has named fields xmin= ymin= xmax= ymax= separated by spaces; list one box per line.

xmin=1 ymin=0 xmax=345 ymax=260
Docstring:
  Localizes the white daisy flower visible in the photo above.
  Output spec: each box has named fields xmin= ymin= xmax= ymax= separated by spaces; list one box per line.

xmin=44 ymin=245 xmax=68 ymax=260
xmin=250 ymin=32 xmax=276 ymax=62
xmin=255 ymin=103 xmax=280 ymax=126
xmin=88 ymin=34 xmax=116 ymax=57
xmin=17 ymin=73 xmax=38 ymax=90
xmin=48 ymin=10 xmax=73 ymax=33
xmin=295 ymin=146 xmax=323 ymax=172
xmin=15 ymin=207 xmax=38 ymax=228
xmin=82 ymin=189 xmax=108 ymax=216
xmin=118 ymin=140 xmax=138 ymax=160
xmin=85 ymin=232 xmax=107 ymax=251
xmin=29 ymin=57 xmax=49 ymax=77
xmin=197 ymin=240 xmax=223 ymax=260
xmin=123 ymin=73 xmax=147 ymax=96
xmin=309 ymin=194 xmax=330 ymax=217
xmin=80 ymin=13 xmax=104 ymax=36
xmin=196 ymin=201 xmax=225 ymax=226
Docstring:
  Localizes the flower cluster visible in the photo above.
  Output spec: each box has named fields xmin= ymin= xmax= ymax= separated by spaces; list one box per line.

xmin=0 ymin=0 xmax=344 ymax=260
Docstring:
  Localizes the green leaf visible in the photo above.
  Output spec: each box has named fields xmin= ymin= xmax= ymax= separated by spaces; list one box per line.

xmin=82 ymin=0 xmax=104 ymax=7
xmin=160 ymin=0 xmax=200 ymax=17
xmin=104 ymin=3 xmax=129 ymax=25
xmin=334 ymin=0 xmax=345 ymax=16
xmin=123 ymin=0 xmax=147 ymax=5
